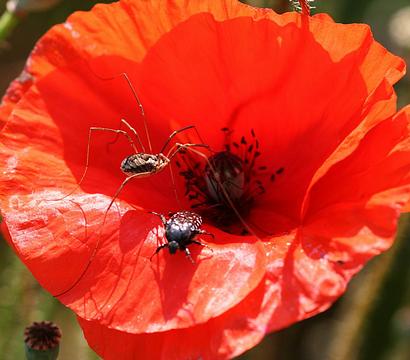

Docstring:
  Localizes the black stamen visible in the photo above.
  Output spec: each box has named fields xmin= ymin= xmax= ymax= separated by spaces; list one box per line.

xmin=176 ymin=128 xmax=282 ymax=235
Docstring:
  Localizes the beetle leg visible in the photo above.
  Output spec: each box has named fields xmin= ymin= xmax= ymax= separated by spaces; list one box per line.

xmin=150 ymin=243 xmax=169 ymax=261
xmin=196 ymin=230 xmax=215 ymax=239
xmin=191 ymin=240 xmax=214 ymax=253
xmin=150 ymin=212 xmax=167 ymax=226
xmin=184 ymin=248 xmax=195 ymax=264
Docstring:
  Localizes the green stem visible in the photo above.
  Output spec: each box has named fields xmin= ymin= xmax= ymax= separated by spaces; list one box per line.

xmin=0 ymin=10 xmax=20 ymax=41
xmin=25 ymin=346 xmax=59 ymax=360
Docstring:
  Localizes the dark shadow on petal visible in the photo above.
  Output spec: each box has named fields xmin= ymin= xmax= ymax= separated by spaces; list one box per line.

xmin=267 ymin=230 xmax=301 ymax=331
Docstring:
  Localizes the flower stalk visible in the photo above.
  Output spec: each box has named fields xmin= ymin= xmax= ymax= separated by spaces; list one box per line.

xmin=25 ymin=346 xmax=59 ymax=360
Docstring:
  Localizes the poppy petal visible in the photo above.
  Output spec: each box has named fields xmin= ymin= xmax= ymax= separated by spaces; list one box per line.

xmin=306 ymin=105 xmax=410 ymax=218
xmin=0 ymin=0 xmax=409 ymax=358
xmin=1 ymin=189 xmax=265 ymax=333
xmin=131 ymin=8 xmax=405 ymax=222
xmin=76 ymin=234 xmax=294 ymax=360
xmin=1 ymin=54 xmax=266 ymax=334
xmin=77 ymin=277 xmax=273 ymax=360
xmin=260 ymin=106 xmax=410 ymax=331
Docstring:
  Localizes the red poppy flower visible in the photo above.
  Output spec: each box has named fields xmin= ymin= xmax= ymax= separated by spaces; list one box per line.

xmin=1 ymin=0 xmax=410 ymax=359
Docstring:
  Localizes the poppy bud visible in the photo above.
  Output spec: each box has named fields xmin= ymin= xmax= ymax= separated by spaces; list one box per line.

xmin=24 ymin=321 xmax=61 ymax=360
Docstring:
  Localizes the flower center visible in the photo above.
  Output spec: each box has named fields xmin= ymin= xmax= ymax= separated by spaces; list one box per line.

xmin=177 ymin=128 xmax=283 ymax=235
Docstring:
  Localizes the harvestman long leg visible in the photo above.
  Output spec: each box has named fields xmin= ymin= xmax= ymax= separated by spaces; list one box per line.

xmin=114 ymin=72 xmax=213 ymax=159
xmin=165 ymin=141 xmax=211 ymax=206
xmin=160 ymin=125 xmax=207 ymax=154
xmin=167 ymin=158 xmax=182 ymax=208
xmin=161 ymin=125 xmax=210 ymax=207
xmin=87 ymin=68 xmax=152 ymax=153
xmin=49 ymin=126 xmax=139 ymax=202
xmin=116 ymin=72 xmax=152 ymax=153
xmin=166 ymin=142 xmax=211 ymax=160
xmin=107 ymin=118 xmax=147 ymax=153
xmin=54 ymin=169 xmax=154 ymax=297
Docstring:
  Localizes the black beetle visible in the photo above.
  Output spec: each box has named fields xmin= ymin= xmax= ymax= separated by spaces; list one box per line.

xmin=150 ymin=211 xmax=214 ymax=263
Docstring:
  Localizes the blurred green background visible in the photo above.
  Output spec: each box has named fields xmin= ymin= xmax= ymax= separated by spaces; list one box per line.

xmin=0 ymin=0 xmax=409 ymax=359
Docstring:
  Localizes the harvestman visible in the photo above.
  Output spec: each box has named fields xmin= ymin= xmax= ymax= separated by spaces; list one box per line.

xmin=64 ymin=73 xmax=209 ymax=205
xmin=53 ymin=72 xmax=260 ymax=297
xmin=53 ymin=72 xmax=211 ymax=296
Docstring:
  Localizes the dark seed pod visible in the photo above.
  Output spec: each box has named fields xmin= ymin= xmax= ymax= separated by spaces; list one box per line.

xmin=205 ymin=151 xmax=245 ymax=203
xmin=24 ymin=321 xmax=61 ymax=360
xmin=176 ymin=128 xmax=284 ymax=235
